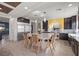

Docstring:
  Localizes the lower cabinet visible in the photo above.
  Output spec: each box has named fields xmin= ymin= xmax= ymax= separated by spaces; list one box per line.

xmin=78 ymin=46 xmax=79 ymax=56
xmin=68 ymin=37 xmax=79 ymax=56
xmin=74 ymin=40 xmax=78 ymax=56
xmin=59 ymin=33 xmax=68 ymax=40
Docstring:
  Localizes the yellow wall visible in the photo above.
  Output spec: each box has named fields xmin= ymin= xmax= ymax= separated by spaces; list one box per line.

xmin=48 ymin=18 xmax=64 ymax=30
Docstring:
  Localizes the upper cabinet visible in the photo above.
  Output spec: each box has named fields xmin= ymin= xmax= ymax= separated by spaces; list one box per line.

xmin=43 ymin=20 xmax=48 ymax=31
xmin=72 ymin=16 xmax=76 ymax=29
xmin=78 ymin=16 xmax=79 ymax=29
xmin=64 ymin=16 xmax=76 ymax=29
xmin=64 ymin=17 xmax=72 ymax=29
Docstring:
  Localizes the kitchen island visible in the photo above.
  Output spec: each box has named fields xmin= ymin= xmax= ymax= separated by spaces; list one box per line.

xmin=68 ymin=33 xmax=79 ymax=56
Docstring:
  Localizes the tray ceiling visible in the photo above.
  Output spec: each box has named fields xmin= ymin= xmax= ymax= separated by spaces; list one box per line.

xmin=0 ymin=4 xmax=13 ymax=14
xmin=5 ymin=2 xmax=21 ymax=7
xmin=0 ymin=2 xmax=21 ymax=14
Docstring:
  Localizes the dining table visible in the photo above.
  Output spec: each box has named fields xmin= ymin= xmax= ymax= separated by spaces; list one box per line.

xmin=39 ymin=33 xmax=54 ymax=50
xmin=27 ymin=33 xmax=54 ymax=49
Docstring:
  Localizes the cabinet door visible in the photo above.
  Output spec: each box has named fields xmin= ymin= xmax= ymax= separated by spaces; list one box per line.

xmin=64 ymin=16 xmax=76 ymax=29
xmin=78 ymin=16 xmax=79 ymax=29
xmin=43 ymin=20 xmax=48 ymax=31
xmin=64 ymin=17 xmax=72 ymax=29
xmin=72 ymin=16 xmax=76 ymax=29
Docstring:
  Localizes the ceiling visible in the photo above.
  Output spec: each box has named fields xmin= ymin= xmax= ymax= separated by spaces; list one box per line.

xmin=0 ymin=4 xmax=13 ymax=14
xmin=5 ymin=2 xmax=21 ymax=7
xmin=0 ymin=2 xmax=21 ymax=14
xmin=0 ymin=2 xmax=79 ymax=20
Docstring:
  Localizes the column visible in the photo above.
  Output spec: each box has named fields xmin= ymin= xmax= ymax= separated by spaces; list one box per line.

xmin=76 ymin=14 xmax=78 ymax=34
xmin=9 ymin=17 xmax=18 ymax=41
xmin=76 ymin=7 xmax=78 ymax=34
xmin=34 ymin=20 xmax=37 ymax=33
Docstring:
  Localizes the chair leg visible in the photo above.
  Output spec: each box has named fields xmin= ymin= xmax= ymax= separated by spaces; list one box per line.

xmin=50 ymin=44 xmax=54 ymax=56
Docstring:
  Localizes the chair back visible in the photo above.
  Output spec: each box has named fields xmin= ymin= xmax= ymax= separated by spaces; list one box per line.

xmin=23 ymin=33 xmax=27 ymax=40
xmin=32 ymin=35 xmax=39 ymax=44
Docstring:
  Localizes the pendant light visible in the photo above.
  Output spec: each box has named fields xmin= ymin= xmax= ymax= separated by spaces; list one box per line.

xmin=43 ymin=12 xmax=47 ymax=22
xmin=44 ymin=17 xmax=46 ymax=22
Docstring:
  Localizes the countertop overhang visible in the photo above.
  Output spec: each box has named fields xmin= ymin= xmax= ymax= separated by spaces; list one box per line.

xmin=68 ymin=33 xmax=79 ymax=42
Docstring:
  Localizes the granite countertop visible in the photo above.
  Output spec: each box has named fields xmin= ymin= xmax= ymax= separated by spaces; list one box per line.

xmin=68 ymin=33 xmax=79 ymax=42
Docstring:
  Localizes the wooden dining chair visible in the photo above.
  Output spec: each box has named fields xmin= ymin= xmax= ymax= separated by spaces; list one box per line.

xmin=23 ymin=33 xmax=27 ymax=47
xmin=23 ymin=33 xmax=30 ymax=48
xmin=28 ymin=36 xmax=32 ymax=48
xmin=31 ymin=34 xmax=41 ymax=55
xmin=44 ymin=39 xmax=48 ymax=50
xmin=38 ymin=39 xmax=42 ymax=53
xmin=51 ymin=35 xmax=56 ymax=50
xmin=54 ymin=32 xmax=59 ymax=40
xmin=44 ymin=34 xmax=55 ymax=55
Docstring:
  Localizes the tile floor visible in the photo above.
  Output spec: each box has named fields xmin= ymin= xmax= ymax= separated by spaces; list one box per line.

xmin=0 ymin=39 xmax=75 ymax=56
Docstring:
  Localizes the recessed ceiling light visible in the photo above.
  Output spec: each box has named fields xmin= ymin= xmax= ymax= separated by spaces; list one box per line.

xmin=43 ymin=12 xmax=46 ymax=14
xmin=24 ymin=7 xmax=28 ymax=10
xmin=56 ymin=8 xmax=62 ymax=11
xmin=32 ymin=10 xmax=41 ymax=16
xmin=0 ymin=8 xmax=2 ymax=10
xmin=68 ymin=4 xmax=72 ymax=7
xmin=33 ymin=11 xmax=41 ymax=14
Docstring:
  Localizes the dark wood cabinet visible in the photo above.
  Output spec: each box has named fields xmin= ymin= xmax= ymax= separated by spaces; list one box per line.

xmin=43 ymin=20 xmax=48 ymax=31
xmin=78 ymin=16 xmax=79 ymax=29
xmin=59 ymin=33 xmax=68 ymax=40
xmin=68 ymin=37 xmax=79 ymax=56
xmin=64 ymin=17 xmax=72 ymax=29
xmin=64 ymin=16 xmax=76 ymax=29
xmin=72 ymin=16 xmax=76 ymax=29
